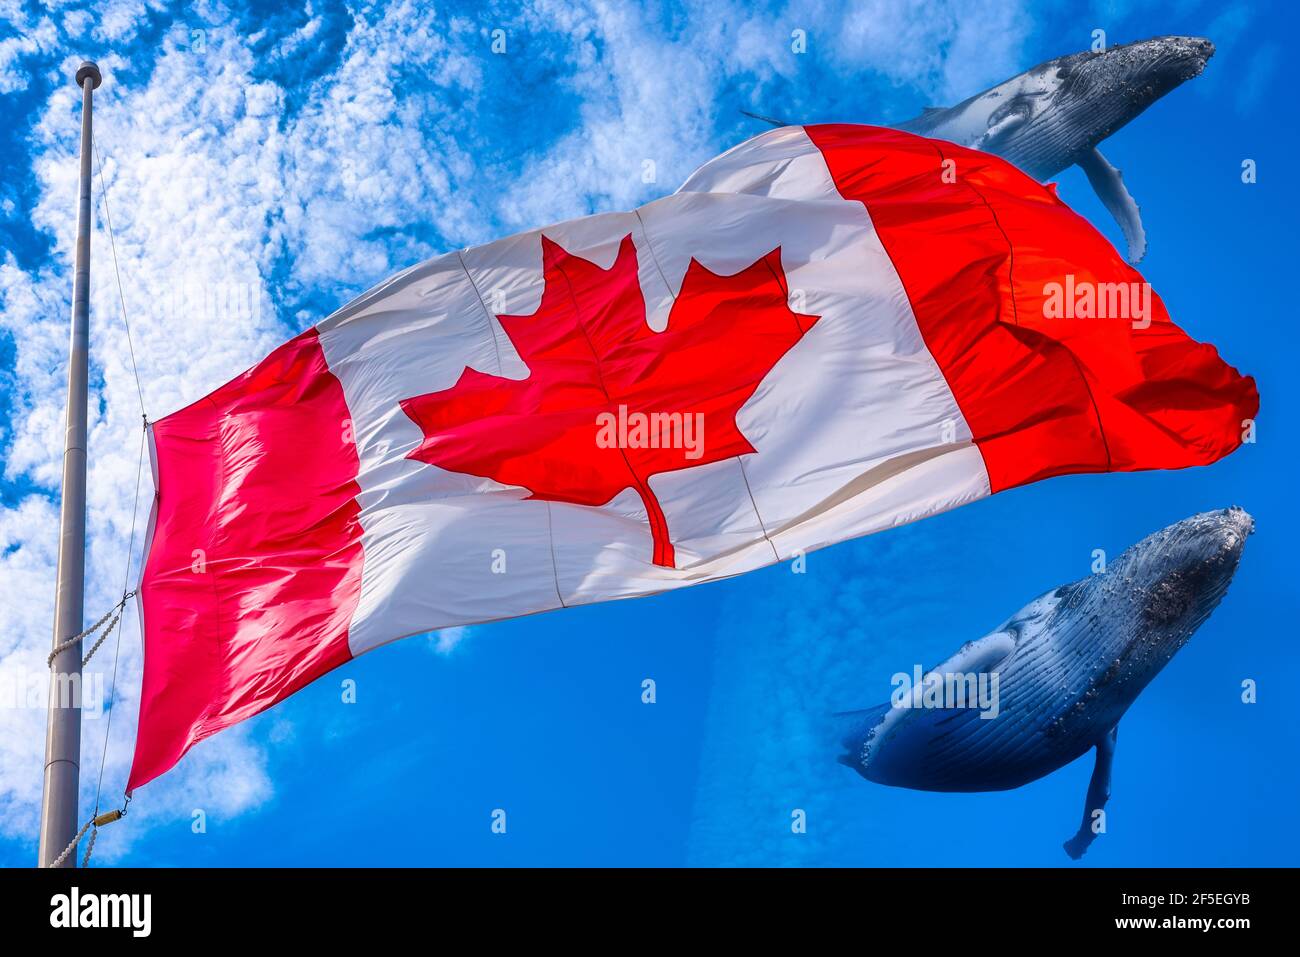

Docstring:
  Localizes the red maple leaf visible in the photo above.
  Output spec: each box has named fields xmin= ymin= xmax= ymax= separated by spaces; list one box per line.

xmin=399 ymin=233 xmax=819 ymax=568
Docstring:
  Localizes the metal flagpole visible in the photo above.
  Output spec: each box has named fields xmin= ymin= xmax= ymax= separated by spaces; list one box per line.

xmin=38 ymin=59 xmax=101 ymax=868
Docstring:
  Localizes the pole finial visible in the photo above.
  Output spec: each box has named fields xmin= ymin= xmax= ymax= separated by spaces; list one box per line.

xmin=75 ymin=60 xmax=102 ymax=90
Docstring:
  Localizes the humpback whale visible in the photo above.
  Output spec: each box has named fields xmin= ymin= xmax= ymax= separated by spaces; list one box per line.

xmin=745 ymin=35 xmax=1215 ymax=263
xmin=835 ymin=508 xmax=1253 ymax=859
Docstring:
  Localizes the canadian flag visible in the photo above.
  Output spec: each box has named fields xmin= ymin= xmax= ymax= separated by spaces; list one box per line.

xmin=128 ymin=124 xmax=1257 ymax=788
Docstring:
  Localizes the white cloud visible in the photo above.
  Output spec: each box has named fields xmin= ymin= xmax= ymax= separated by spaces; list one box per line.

xmin=0 ymin=14 xmax=58 ymax=94
xmin=427 ymin=626 xmax=469 ymax=655
xmin=812 ymin=0 xmax=1031 ymax=101
xmin=275 ymin=0 xmax=490 ymax=292
xmin=92 ymin=0 xmax=151 ymax=45
xmin=499 ymin=0 xmax=1032 ymax=228
xmin=60 ymin=9 xmax=93 ymax=38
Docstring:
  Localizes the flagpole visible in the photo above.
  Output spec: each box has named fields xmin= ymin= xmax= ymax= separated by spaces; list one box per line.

xmin=38 ymin=59 xmax=100 ymax=868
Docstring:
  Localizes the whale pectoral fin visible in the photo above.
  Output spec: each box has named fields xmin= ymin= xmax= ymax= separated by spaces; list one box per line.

xmin=1077 ymin=147 xmax=1147 ymax=263
xmin=931 ymin=630 xmax=1017 ymax=677
xmin=1063 ymin=724 xmax=1119 ymax=860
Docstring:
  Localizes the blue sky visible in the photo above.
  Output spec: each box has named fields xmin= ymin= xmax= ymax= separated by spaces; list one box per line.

xmin=0 ymin=0 xmax=1294 ymax=866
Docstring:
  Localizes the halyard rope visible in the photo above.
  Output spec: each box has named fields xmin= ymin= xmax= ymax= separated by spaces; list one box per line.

xmin=47 ymin=817 xmax=94 ymax=869
xmin=42 ymin=581 xmax=132 ymax=868
xmin=45 ymin=592 xmax=133 ymax=669
xmin=45 ymin=802 xmax=131 ymax=869
xmin=80 ymin=822 xmax=97 ymax=867
xmin=41 ymin=423 xmax=144 ymax=869
xmin=86 ymin=118 xmax=149 ymax=865
xmin=92 ymin=129 xmax=147 ymax=419
xmin=86 ymin=422 xmax=148 ymax=866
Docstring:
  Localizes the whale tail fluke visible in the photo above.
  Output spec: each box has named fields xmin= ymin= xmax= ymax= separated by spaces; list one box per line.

xmin=831 ymin=704 xmax=890 ymax=741
xmin=831 ymin=703 xmax=891 ymax=772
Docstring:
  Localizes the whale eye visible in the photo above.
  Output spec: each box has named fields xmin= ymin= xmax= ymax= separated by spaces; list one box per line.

xmin=1053 ymin=581 xmax=1087 ymax=608
xmin=988 ymin=99 xmax=1030 ymax=126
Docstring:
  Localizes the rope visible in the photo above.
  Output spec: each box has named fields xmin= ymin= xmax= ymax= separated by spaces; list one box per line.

xmin=46 ymin=817 xmax=94 ymax=868
xmin=45 ymin=591 xmax=134 ymax=669
xmin=91 ymin=130 xmax=147 ymax=418
xmin=78 ymin=606 xmax=125 ymax=666
xmin=80 ymin=825 xmax=97 ymax=867
xmin=92 ymin=110 xmax=149 ymax=844
xmin=50 ymin=422 xmax=148 ymax=867
xmin=92 ymin=422 xmax=148 ymax=826
xmin=43 ymin=796 xmax=132 ymax=869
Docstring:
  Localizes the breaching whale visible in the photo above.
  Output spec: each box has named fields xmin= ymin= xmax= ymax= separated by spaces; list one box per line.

xmin=745 ymin=35 xmax=1215 ymax=263
xmin=835 ymin=508 xmax=1252 ymax=859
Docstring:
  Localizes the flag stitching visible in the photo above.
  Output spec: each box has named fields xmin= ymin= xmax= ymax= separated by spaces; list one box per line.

xmin=930 ymin=143 xmax=1114 ymax=472
xmin=631 ymin=208 xmax=784 ymax=564
xmin=456 ymin=248 xmax=506 ymax=376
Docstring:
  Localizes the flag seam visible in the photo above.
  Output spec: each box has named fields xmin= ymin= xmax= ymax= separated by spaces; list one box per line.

xmin=930 ymin=141 xmax=1115 ymax=473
